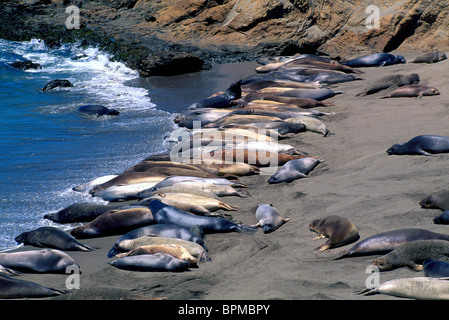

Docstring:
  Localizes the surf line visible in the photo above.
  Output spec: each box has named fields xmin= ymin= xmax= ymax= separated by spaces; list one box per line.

xmin=178 ymin=304 xmax=270 ymax=317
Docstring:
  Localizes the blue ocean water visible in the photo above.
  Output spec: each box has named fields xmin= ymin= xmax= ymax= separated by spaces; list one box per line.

xmin=0 ymin=39 xmax=175 ymax=251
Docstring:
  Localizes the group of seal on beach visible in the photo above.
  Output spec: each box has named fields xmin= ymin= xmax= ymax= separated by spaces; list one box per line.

xmin=2 ymin=50 xmax=449 ymax=299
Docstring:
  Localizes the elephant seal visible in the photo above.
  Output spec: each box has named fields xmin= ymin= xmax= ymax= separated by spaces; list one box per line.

xmin=433 ymin=211 xmax=449 ymax=224
xmin=381 ymin=85 xmax=440 ymax=98
xmin=423 ymin=259 xmax=449 ymax=278
xmin=149 ymin=199 xmax=257 ymax=234
xmin=0 ymin=274 xmax=67 ymax=299
xmin=43 ymin=202 xmax=125 ymax=223
xmin=268 ymin=157 xmax=324 ymax=184
xmin=15 ymin=226 xmax=94 ymax=251
xmin=309 ymin=215 xmax=359 ymax=252
xmin=107 ymin=223 xmax=207 ymax=258
xmin=355 ymin=73 xmax=420 ymax=97
xmin=239 ymin=92 xmax=333 ymax=108
xmin=109 ymin=252 xmax=190 ymax=272
xmin=189 ymin=80 xmax=242 ymax=109
xmin=40 ymin=79 xmax=73 ymax=92
xmin=0 ymin=249 xmax=78 ymax=273
xmin=70 ymin=207 xmax=155 ymax=239
xmin=344 ymin=53 xmax=406 ymax=67
xmin=411 ymin=51 xmax=447 ymax=64
xmin=90 ymin=172 xmax=169 ymax=194
xmin=259 ymin=87 xmax=342 ymax=101
xmin=78 ymin=105 xmax=120 ymax=116
xmin=357 ymin=277 xmax=449 ymax=300
xmin=420 ymin=192 xmax=449 ymax=211
xmin=72 ymin=174 xmax=118 ymax=192
xmin=251 ymin=204 xmax=289 ymax=233
xmin=115 ymin=244 xmax=198 ymax=267
xmin=372 ymin=239 xmax=449 ymax=272
xmin=334 ymin=228 xmax=449 ymax=259
xmin=386 ymin=135 xmax=449 ymax=156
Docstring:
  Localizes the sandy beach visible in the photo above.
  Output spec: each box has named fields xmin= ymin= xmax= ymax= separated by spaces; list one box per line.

xmin=5 ymin=51 xmax=449 ymax=303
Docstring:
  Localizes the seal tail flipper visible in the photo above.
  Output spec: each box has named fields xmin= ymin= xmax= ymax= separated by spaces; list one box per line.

xmin=219 ymin=202 xmax=239 ymax=211
xmin=332 ymin=249 xmax=351 ymax=260
xmin=324 ymin=129 xmax=333 ymax=137
xmin=190 ymin=224 xmax=205 ymax=240
xmin=355 ymin=287 xmax=379 ymax=296
xmin=235 ymin=224 xmax=258 ymax=234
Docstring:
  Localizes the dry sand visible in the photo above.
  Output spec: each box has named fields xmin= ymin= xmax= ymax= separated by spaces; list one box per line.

xmin=6 ymin=52 xmax=449 ymax=302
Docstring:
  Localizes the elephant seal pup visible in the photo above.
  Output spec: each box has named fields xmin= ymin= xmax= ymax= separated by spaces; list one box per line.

xmin=70 ymin=207 xmax=155 ymax=239
xmin=251 ymin=204 xmax=289 ymax=233
xmin=381 ymin=85 xmax=440 ymax=98
xmin=357 ymin=277 xmax=449 ymax=300
xmin=43 ymin=202 xmax=126 ymax=223
xmin=0 ymin=274 xmax=67 ymax=299
xmin=309 ymin=215 xmax=359 ymax=252
xmin=423 ymin=259 xmax=449 ymax=278
xmin=109 ymin=252 xmax=190 ymax=272
xmin=149 ymin=199 xmax=257 ymax=234
xmin=386 ymin=135 xmax=449 ymax=156
xmin=372 ymin=239 xmax=449 ymax=272
xmin=433 ymin=211 xmax=449 ymax=224
xmin=334 ymin=228 xmax=449 ymax=259
xmin=188 ymin=80 xmax=242 ymax=109
xmin=344 ymin=53 xmax=406 ymax=67
xmin=268 ymin=157 xmax=324 ymax=184
xmin=115 ymin=244 xmax=198 ymax=267
xmin=15 ymin=226 xmax=94 ymax=251
xmin=411 ymin=51 xmax=447 ymax=64
xmin=0 ymin=249 xmax=78 ymax=273
xmin=78 ymin=105 xmax=120 ymax=116
xmin=420 ymin=192 xmax=449 ymax=211
xmin=40 ymin=79 xmax=73 ymax=92
xmin=355 ymin=73 xmax=420 ymax=97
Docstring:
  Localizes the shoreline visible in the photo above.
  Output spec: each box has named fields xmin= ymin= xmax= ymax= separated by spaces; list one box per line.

xmin=4 ymin=51 xmax=449 ymax=301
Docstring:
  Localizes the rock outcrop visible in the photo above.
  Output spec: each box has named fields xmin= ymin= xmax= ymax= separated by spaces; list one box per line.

xmin=1 ymin=0 xmax=448 ymax=76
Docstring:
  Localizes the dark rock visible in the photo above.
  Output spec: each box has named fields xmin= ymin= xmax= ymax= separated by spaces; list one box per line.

xmin=8 ymin=60 xmax=41 ymax=71
xmin=41 ymin=79 xmax=73 ymax=92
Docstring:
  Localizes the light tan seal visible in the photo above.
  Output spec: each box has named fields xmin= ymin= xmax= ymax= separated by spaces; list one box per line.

xmin=309 ymin=215 xmax=359 ymax=252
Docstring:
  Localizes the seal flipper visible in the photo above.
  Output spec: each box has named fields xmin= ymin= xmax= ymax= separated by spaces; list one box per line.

xmin=234 ymin=224 xmax=258 ymax=234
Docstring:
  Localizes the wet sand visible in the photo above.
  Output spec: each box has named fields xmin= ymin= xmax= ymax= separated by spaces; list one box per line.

xmin=6 ymin=52 xmax=449 ymax=302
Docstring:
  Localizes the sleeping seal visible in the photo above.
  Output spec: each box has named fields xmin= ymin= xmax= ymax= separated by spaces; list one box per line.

xmin=188 ymin=80 xmax=241 ymax=109
xmin=109 ymin=252 xmax=190 ymax=272
xmin=268 ymin=157 xmax=324 ymax=184
xmin=15 ymin=226 xmax=94 ymax=251
xmin=386 ymin=135 xmax=449 ymax=156
xmin=381 ymin=85 xmax=440 ymax=98
xmin=0 ymin=274 xmax=67 ymax=299
xmin=420 ymin=191 xmax=449 ymax=211
xmin=149 ymin=199 xmax=257 ymax=234
xmin=344 ymin=53 xmax=406 ymax=67
xmin=78 ymin=105 xmax=120 ymax=116
xmin=251 ymin=204 xmax=289 ymax=233
xmin=423 ymin=259 xmax=449 ymax=278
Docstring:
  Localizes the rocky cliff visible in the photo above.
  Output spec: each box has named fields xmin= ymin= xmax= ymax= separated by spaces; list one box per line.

xmin=2 ymin=0 xmax=448 ymax=76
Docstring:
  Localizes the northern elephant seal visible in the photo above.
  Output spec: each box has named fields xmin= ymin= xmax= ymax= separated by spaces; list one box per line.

xmin=251 ymin=204 xmax=289 ymax=233
xmin=72 ymin=174 xmax=118 ymax=192
xmin=43 ymin=202 xmax=126 ymax=223
xmin=420 ymin=191 xmax=449 ymax=211
xmin=109 ymin=252 xmax=191 ymax=272
xmin=0 ymin=274 xmax=67 ymax=299
xmin=268 ymin=157 xmax=324 ymax=184
xmin=40 ymin=79 xmax=73 ymax=92
xmin=115 ymin=244 xmax=198 ymax=267
xmin=15 ymin=226 xmax=94 ymax=251
xmin=355 ymin=73 xmax=420 ymax=97
xmin=78 ymin=105 xmax=120 ymax=116
xmin=381 ymin=85 xmax=440 ymax=98
xmin=433 ymin=211 xmax=449 ymax=224
xmin=189 ymin=80 xmax=241 ymax=109
xmin=423 ymin=259 xmax=449 ymax=278
xmin=90 ymin=172 xmax=168 ymax=194
xmin=344 ymin=53 xmax=406 ymax=67
xmin=411 ymin=51 xmax=447 ymax=64
xmin=309 ymin=215 xmax=359 ymax=252
xmin=334 ymin=228 xmax=449 ymax=260
xmin=149 ymin=199 xmax=257 ymax=234
xmin=386 ymin=135 xmax=449 ymax=156
xmin=70 ymin=207 xmax=155 ymax=239
xmin=372 ymin=240 xmax=449 ymax=272
xmin=107 ymin=223 xmax=207 ymax=258
xmin=0 ymin=249 xmax=78 ymax=273
xmin=357 ymin=277 xmax=449 ymax=300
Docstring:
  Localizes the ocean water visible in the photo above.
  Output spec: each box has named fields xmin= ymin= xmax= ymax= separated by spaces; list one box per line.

xmin=0 ymin=39 xmax=175 ymax=251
